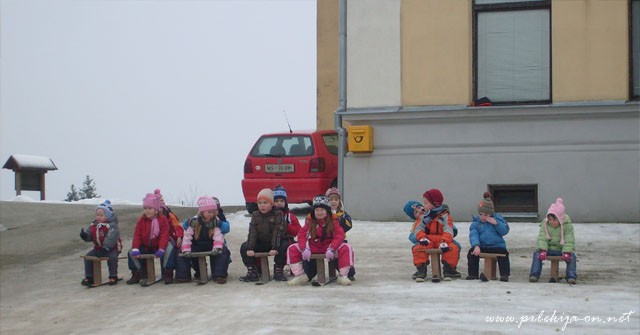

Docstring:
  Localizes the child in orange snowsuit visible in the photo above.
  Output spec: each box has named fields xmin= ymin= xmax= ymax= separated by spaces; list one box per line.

xmin=407 ymin=189 xmax=460 ymax=282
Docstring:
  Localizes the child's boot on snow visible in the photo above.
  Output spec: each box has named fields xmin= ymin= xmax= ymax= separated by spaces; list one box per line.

xmin=239 ymin=265 xmax=259 ymax=282
xmin=443 ymin=262 xmax=461 ymax=279
xmin=163 ymin=269 xmax=174 ymax=284
xmin=413 ymin=264 xmax=428 ymax=282
xmin=273 ymin=264 xmax=287 ymax=281
xmin=126 ymin=270 xmax=142 ymax=285
xmin=81 ymin=277 xmax=94 ymax=287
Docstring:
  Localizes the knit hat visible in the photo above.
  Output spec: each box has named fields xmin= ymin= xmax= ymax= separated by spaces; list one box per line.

xmin=478 ymin=192 xmax=495 ymax=216
xmin=154 ymin=188 xmax=167 ymax=209
xmin=197 ymin=195 xmax=218 ymax=212
xmin=96 ymin=199 xmax=115 ymax=221
xmin=403 ymin=200 xmax=422 ymax=220
xmin=273 ymin=186 xmax=287 ymax=201
xmin=325 ymin=187 xmax=341 ymax=199
xmin=311 ymin=195 xmax=332 ymax=219
xmin=143 ymin=193 xmax=160 ymax=211
xmin=545 ymin=197 xmax=566 ymax=245
xmin=423 ymin=189 xmax=444 ymax=207
xmin=257 ymin=188 xmax=274 ymax=205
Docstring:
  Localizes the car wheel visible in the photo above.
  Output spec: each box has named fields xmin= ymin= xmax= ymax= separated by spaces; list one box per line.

xmin=246 ymin=202 xmax=258 ymax=214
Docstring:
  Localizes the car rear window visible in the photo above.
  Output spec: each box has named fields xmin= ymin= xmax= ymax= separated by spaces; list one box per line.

xmin=251 ymin=135 xmax=313 ymax=157
xmin=322 ymin=134 xmax=339 ymax=155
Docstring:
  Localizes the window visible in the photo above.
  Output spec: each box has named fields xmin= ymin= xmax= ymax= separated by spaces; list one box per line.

xmin=473 ymin=0 xmax=551 ymax=104
xmin=488 ymin=184 xmax=538 ymax=213
xmin=632 ymin=0 xmax=640 ymax=99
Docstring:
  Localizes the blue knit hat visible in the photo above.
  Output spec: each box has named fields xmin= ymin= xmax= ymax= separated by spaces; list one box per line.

xmin=403 ymin=200 xmax=422 ymax=220
xmin=273 ymin=186 xmax=287 ymax=200
xmin=97 ymin=199 xmax=115 ymax=221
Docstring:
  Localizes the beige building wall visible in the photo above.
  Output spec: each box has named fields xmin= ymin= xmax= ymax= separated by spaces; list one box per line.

xmin=317 ymin=0 xmax=340 ymax=131
xmin=401 ymin=0 xmax=472 ymax=106
xmin=552 ymin=0 xmax=629 ymax=101
xmin=346 ymin=0 xmax=401 ymax=108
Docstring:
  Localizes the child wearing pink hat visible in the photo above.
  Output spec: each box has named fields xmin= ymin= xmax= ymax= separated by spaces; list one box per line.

xmin=529 ymin=198 xmax=577 ymax=284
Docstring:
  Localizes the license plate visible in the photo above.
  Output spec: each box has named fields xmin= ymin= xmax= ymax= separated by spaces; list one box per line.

xmin=265 ymin=164 xmax=294 ymax=173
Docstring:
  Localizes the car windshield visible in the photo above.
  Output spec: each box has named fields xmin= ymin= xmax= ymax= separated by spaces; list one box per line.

xmin=251 ymin=135 xmax=313 ymax=157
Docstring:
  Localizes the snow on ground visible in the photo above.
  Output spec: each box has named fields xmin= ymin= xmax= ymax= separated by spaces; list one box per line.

xmin=0 ymin=202 xmax=638 ymax=335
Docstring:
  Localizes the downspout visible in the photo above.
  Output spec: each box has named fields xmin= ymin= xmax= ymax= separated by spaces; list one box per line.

xmin=335 ymin=0 xmax=347 ymax=200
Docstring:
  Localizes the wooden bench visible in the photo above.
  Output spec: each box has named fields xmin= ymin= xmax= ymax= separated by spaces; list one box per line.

xmin=138 ymin=254 xmax=161 ymax=286
xmin=179 ymin=251 xmax=213 ymax=284
xmin=253 ymin=252 xmax=272 ymax=283
xmin=310 ymin=254 xmax=337 ymax=285
xmin=424 ymin=249 xmax=443 ymax=282
xmin=547 ymin=256 xmax=563 ymax=282
xmin=478 ymin=253 xmax=506 ymax=280
xmin=79 ymin=255 xmax=127 ymax=286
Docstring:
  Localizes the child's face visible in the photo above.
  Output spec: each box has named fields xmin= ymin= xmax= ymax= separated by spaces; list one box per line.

xmin=547 ymin=214 xmax=560 ymax=227
xmin=201 ymin=209 xmax=217 ymax=221
xmin=143 ymin=207 xmax=157 ymax=218
xmin=413 ymin=204 xmax=425 ymax=219
xmin=314 ymin=207 xmax=328 ymax=220
xmin=274 ymin=199 xmax=286 ymax=209
xmin=328 ymin=195 xmax=340 ymax=211
xmin=258 ymin=199 xmax=273 ymax=213
xmin=422 ymin=197 xmax=435 ymax=210
xmin=95 ymin=209 xmax=107 ymax=223
xmin=479 ymin=213 xmax=492 ymax=222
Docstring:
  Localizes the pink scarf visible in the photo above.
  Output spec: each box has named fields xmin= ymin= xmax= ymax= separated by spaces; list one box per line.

xmin=150 ymin=218 xmax=160 ymax=240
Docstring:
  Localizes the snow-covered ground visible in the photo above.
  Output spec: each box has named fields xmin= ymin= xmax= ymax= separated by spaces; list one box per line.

xmin=0 ymin=201 xmax=638 ymax=335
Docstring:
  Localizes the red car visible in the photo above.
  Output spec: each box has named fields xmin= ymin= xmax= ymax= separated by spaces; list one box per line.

xmin=241 ymin=130 xmax=339 ymax=213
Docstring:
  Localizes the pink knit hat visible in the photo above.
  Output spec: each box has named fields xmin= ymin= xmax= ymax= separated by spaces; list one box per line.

xmin=155 ymin=188 xmax=167 ymax=209
xmin=545 ymin=197 xmax=566 ymax=245
xmin=197 ymin=195 xmax=218 ymax=212
xmin=143 ymin=193 xmax=160 ymax=210
xmin=257 ymin=188 xmax=274 ymax=205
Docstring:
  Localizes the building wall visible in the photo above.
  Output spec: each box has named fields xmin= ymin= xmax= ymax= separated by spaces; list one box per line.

xmin=317 ymin=0 xmax=339 ymax=131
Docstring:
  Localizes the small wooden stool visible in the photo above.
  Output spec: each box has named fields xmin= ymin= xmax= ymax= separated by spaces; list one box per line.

xmin=138 ymin=254 xmax=161 ymax=286
xmin=80 ymin=256 xmax=109 ymax=286
xmin=547 ymin=256 xmax=563 ymax=282
xmin=180 ymin=251 xmax=212 ymax=284
xmin=424 ymin=249 xmax=443 ymax=282
xmin=253 ymin=252 xmax=271 ymax=283
xmin=478 ymin=253 xmax=506 ymax=280
xmin=310 ymin=254 xmax=337 ymax=285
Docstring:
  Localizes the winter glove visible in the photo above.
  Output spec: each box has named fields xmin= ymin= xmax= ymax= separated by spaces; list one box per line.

xmin=80 ymin=229 xmax=88 ymax=240
xmin=130 ymin=249 xmax=140 ymax=257
xmin=155 ymin=249 xmax=165 ymax=258
xmin=182 ymin=251 xmax=191 ymax=257
xmin=325 ymin=248 xmax=335 ymax=260
xmin=302 ymin=248 xmax=312 ymax=261
xmin=562 ymin=252 xmax=572 ymax=262
xmin=419 ymin=238 xmax=430 ymax=246
xmin=537 ymin=250 xmax=547 ymax=261
xmin=439 ymin=242 xmax=450 ymax=253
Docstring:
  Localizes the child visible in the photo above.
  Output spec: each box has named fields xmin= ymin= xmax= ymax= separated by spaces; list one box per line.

xmin=239 ymin=188 xmax=288 ymax=282
xmin=273 ymin=185 xmax=301 ymax=244
xmin=466 ymin=192 xmax=510 ymax=282
xmin=325 ymin=187 xmax=356 ymax=281
xmin=407 ymin=188 xmax=460 ymax=282
xmin=80 ymin=200 xmax=121 ymax=286
xmin=287 ymin=195 xmax=354 ymax=286
xmin=127 ymin=192 xmax=176 ymax=285
xmin=529 ymin=198 xmax=577 ymax=284
xmin=176 ymin=195 xmax=230 ymax=284
xmin=156 ymin=189 xmax=183 ymax=282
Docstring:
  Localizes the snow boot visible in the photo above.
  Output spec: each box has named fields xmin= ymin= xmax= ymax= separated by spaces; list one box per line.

xmin=108 ymin=276 xmax=118 ymax=286
xmin=443 ymin=263 xmax=462 ymax=279
xmin=567 ymin=278 xmax=576 ymax=285
xmin=163 ymin=269 xmax=174 ymax=284
xmin=126 ymin=270 xmax=142 ymax=285
xmin=413 ymin=264 xmax=428 ymax=282
xmin=239 ymin=265 xmax=259 ymax=282
xmin=273 ymin=264 xmax=287 ymax=281
xmin=287 ymin=274 xmax=308 ymax=286
xmin=81 ymin=277 xmax=93 ymax=287
xmin=337 ymin=275 xmax=352 ymax=286
xmin=529 ymin=276 xmax=539 ymax=282
xmin=480 ymin=273 xmax=489 ymax=282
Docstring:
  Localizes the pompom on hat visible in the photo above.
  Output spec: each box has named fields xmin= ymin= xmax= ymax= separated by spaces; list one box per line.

xmin=403 ymin=200 xmax=422 ymax=220
xmin=154 ymin=188 xmax=167 ymax=209
xmin=197 ymin=195 xmax=218 ymax=212
xmin=143 ymin=193 xmax=160 ymax=211
xmin=96 ymin=199 xmax=115 ymax=221
xmin=545 ymin=197 xmax=566 ymax=245
xmin=257 ymin=188 xmax=274 ymax=205
xmin=423 ymin=189 xmax=444 ymax=207
xmin=478 ymin=192 xmax=495 ymax=216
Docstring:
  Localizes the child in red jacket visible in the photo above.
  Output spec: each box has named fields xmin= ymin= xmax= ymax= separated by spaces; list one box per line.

xmin=80 ymin=200 xmax=121 ymax=286
xmin=272 ymin=186 xmax=300 ymax=281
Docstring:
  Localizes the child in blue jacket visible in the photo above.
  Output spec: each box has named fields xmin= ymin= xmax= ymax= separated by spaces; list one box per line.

xmin=466 ymin=192 xmax=510 ymax=282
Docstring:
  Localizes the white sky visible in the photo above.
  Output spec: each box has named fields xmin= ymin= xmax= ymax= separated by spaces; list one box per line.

xmin=0 ymin=0 xmax=317 ymax=205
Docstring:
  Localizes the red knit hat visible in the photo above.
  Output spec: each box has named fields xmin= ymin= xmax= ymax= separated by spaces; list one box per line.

xmin=423 ymin=189 xmax=444 ymax=207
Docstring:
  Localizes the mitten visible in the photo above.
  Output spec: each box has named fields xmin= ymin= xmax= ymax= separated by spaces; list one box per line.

xmin=155 ymin=249 xmax=165 ymax=258
xmin=80 ymin=229 xmax=88 ymax=240
xmin=562 ymin=252 xmax=572 ymax=262
xmin=439 ymin=242 xmax=450 ymax=252
xmin=325 ymin=248 xmax=335 ymax=260
xmin=419 ymin=238 xmax=430 ymax=246
xmin=130 ymin=249 xmax=140 ymax=257
xmin=302 ymin=248 xmax=311 ymax=261
xmin=212 ymin=248 xmax=222 ymax=256
xmin=537 ymin=250 xmax=547 ymax=261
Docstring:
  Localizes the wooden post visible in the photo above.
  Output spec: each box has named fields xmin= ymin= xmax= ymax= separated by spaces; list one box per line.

xmin=425 ymin=249 xmax=443 ymax=281
xmin=40 ymin=173 xmax=46 ymax=200
xmin=478 ymin=253 xmax=506 ymax=280
xmin=253 ymin=252 xmax=271 ymax=283
xmin=547 ymin=256 xmax=563 ymax=282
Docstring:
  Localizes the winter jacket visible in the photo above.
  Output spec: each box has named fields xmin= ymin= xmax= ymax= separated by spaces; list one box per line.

xmin=335 ymin=209 xmax=352 ymax=234
xmin=469 ymin=213 xmax=509 ymax=249
xmin=131 ymin=214 xmax=170 ymax=252
xmin=246 ymin=209 xmax=286 ymax=251
xmin=298 ymin=216 xmax=345 ymax=254
xmin=537 ymin=214 xmax=575 ymax=253
xmin=181 ymin=216 xmax=224 ymax=253
xmin=81 ymin=215 xmax=120 ymax=252
xmin=282 ymin=209 xmax=301 ymax=240
xmin=165 ymin=210 xmax=184 ymax=242
xmin=409 ymin=205 xmax=454 ymax=247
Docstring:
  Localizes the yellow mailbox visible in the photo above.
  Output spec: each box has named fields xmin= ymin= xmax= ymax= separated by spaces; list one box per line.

xmin=348 ymin=125 xmax=373 ymax=152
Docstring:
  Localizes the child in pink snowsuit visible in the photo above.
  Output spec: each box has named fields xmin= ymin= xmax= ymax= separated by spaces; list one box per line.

xmin=287 ymin=195 xmax=354 ymax=286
